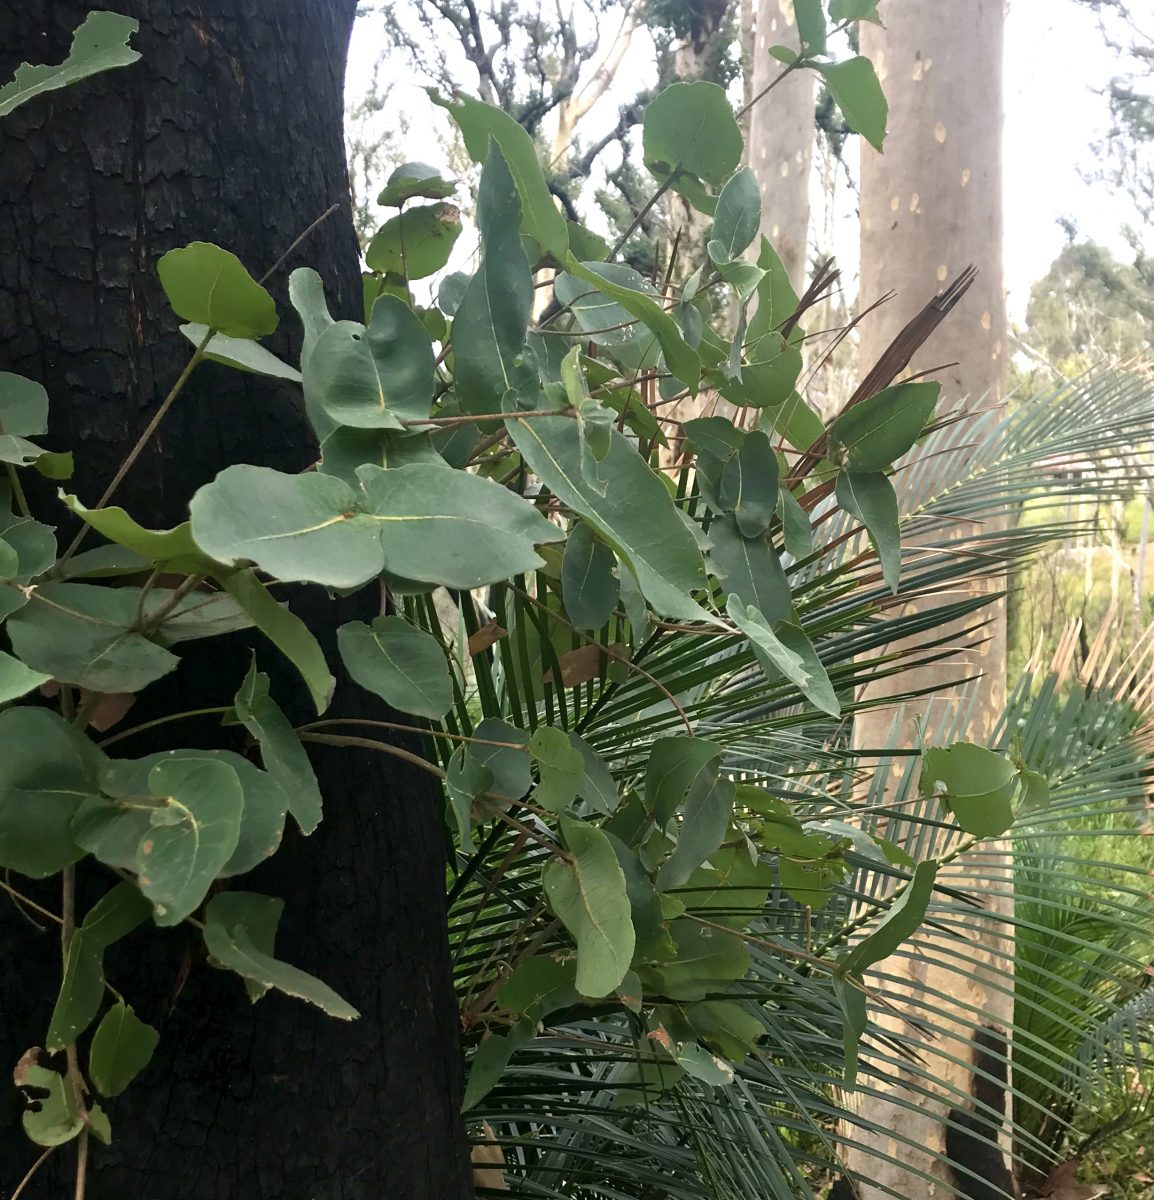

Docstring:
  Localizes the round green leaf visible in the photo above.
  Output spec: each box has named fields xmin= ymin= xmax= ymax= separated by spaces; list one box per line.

xmin=828 ymin=381 xmax=941 ymax=471
xmin=365 ymin=203 xmax=462 ymax=279
xmin=377 ymin=161 xmax=456 ymax=207
xmin=157 ymin=241 xmax=277 ymax=339
xmin=0 ymin=706 xmax=104 ymax=878
xmin=337 ymin=615 xmax=454 ymax=719
xmin=135 ymin=757 xmax=244 ymax=925
xmin=561 ymin=522 xmax=620 ymax=630
xmin=642 ymin=81 xmax=743 ymax=188
xmin=308 ymin=296 xmax=435 ymax=429
xmin=0 ymin=371 xmax=49 ymax=436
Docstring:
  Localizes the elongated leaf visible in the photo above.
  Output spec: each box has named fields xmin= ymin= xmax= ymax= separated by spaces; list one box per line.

xmin=815 ymin=57 xmax=889 ymax=151
xmin=544 ymin=815 xmax=635 ymax=997
xmin=463 ymin=1018 xmax=536 ymax=1111
xmin=566 ymin=258 xmax=700 ymax=391
xmin=656 ymin=772 xmax=736 ymax=891
xmin=644 ymin=737 xmax=722 ymax=829
xmin=88 ymin=1003 xmax=159 ymax=1098
xmin=365 ymin=202 xmax=461 ymax=278
xmin=235 ymin=664 xmax=323 ymax=835
xmin=179 ymin=323 xmax=301 ymax=381
xmin=506 ymin=415 xmax=718 ymax=624
xmin=62 ymin=494 xmax=219 ymax=572
xmin=0 ymin=707 xmax=104 ymax=878
xmin=289 ymin=267 xmax=338 ymax=439
xmin=337 ymin=615 xmax=453 ymax=719
xmin=0 ymin=11 xmax=140 ymax=117
xmin=794 ymin=0 xmax=827 ymax=51
xmin=432 ymin=92 xmax=569 ymax=261
xmin=840 ymin=861 xmax=939 ymax=979
xmin=570 ymin=732 xmax=620 ymax=816
xmin=309 ymin=296 xmax=435 ymax=429
xmin=778 ymin=485 xmax=814 ymax=559
xmin=157 ymin=242 xmax=277 ymax=339
xmin=203 ymin=891 xmax=358 ymax=1019
xmin=709 ymin=167 xmax=760 ymax=264
xmin=45 ymin=883 xmax=151 ymax=1052
xmin=221 ymin=568 xmax=332 ymax=714
xmin=836 ymin=469 xmax=902 ymax=592
xmin=719 ymin=429 xmax=779 ymax=537
xmin=708 ymin=517 xmax=792 ymax=619
xmin=828 ymin=381 xmax=940 ymax=470
xmin=451 ymin=145 xmax=533 ymax=416
xmin=562 ymin=522 xmax=619 ymax=629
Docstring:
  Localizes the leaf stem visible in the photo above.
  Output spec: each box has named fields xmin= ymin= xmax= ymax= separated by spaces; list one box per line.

xmin=5 ymin=462 xmax=32 ymax=517
xmin=58 ymin=328 xmax=215 ymax=568
xmin=609 ymin=170 xmax=679 ymax=261
xmin=297 ymin=716 xmax=527 ymax=751
xmin=10 ymin=1146 xmax=57 ymax=1200
xmin=97 ymin=705 xmax=231 ymax=748
xmin=0 ymin=876 xmax=63 ymax=925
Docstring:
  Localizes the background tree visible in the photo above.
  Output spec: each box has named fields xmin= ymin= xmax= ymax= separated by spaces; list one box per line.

xmin=0 ymin=5 xmax=471 ymax=1196
xmin=747 ymin=0 xmax=814 ymax=289
xmin=845 ymin=3 xmax=1012 ymax=1197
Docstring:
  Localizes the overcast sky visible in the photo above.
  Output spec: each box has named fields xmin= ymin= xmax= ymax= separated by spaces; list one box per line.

xmin=346 ymin=0 xmax=1142 ymax=322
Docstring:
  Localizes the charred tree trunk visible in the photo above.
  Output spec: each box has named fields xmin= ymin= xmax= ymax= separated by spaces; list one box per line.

xmin=0 ymin=3 xmax=472 ymax=1197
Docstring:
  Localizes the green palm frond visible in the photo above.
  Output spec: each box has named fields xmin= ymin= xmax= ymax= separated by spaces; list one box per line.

xmin=440 ymin=368 xmax=1154 ymax=1199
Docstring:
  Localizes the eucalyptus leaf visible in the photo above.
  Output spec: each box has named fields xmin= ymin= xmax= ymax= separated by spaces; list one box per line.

xmin=814 ymin=56 xmax=889 ymax=152
xmin=6 ymin=582 xmax=180 ymax=694
xmin=642 ymin=81 xmax=743 ymax=193
xmin=235 ymin=664 xmax=323 ymax=836
xmin=157 ymin=241 xmax=277 ymax=339
xmin=14 ymin=1057 xmax=84 ymax=1147
xmin=530 ymin=726 xmax=585 ymax=813
xmin=0 ymin=11 xmax=140 ymax=118
xmin=0 ymin=705 xmax=103 ymax=878
xmin=506 ymin=415 xmax=718 ymax=625
xmin=709 ymin=167 xmax=760 ymax=264
xmin=828 ymin=381 xmax=940 ymax=470
xmin=432 ymin=92 xmax=569 ymax=261
xmin=543 ymin=814 xmax=635 ymax=997
xmin=0 ymin=649 xmax=50 ymax=703
xmin=837 ymin=469 xmax=902 ymax=592
xmin=920 ymin=742 xmax=1020 ymax=837
xmin=134 ymin=757 xmax=244 ymax=925
xmin=308 ymin=296 xmax=435 ymax=429
xmin=377 ymin=161 xmax=456 ymax=206
xmin=707 ymin=515 xmax=791 ymax=622
xmin=203 ymin=891 xmax=358 ymax=1019
xmin=337 ymin=615 xmax=453 ymax=719
xmin=88 ymin=1003 xmax=159 ymax=1098
xmin=719 ymin=429 xmax=779 ymax=537
xmin=561 ymin=522 xmax=619 ymax=629
xmin=179 ymin=323 xmax=301 ymax=381
xmin=365 ymin=203 xmax=461 ymax=279
xmin=45 ymin=882 xmax=150 ymax=1051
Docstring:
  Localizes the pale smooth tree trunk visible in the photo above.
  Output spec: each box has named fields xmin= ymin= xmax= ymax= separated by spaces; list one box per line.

xmin=748 ymin=0 xmax=814 ymax=290
xmin=845 ymin=4 xmax=1012 ymax=1198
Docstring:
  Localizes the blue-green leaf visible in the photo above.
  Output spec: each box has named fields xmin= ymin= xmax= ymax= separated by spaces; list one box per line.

xmin=561 ymin=522 xmax=619 ymax=629
xmin=337 ymin=615 xmax=453 ymax=719
xmin=836 ymin=469 xmax=902 ymax=592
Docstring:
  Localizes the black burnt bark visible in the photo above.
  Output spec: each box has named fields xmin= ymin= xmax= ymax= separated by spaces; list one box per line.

xmin=0 ymin=3 xmax=471 ymax=1196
